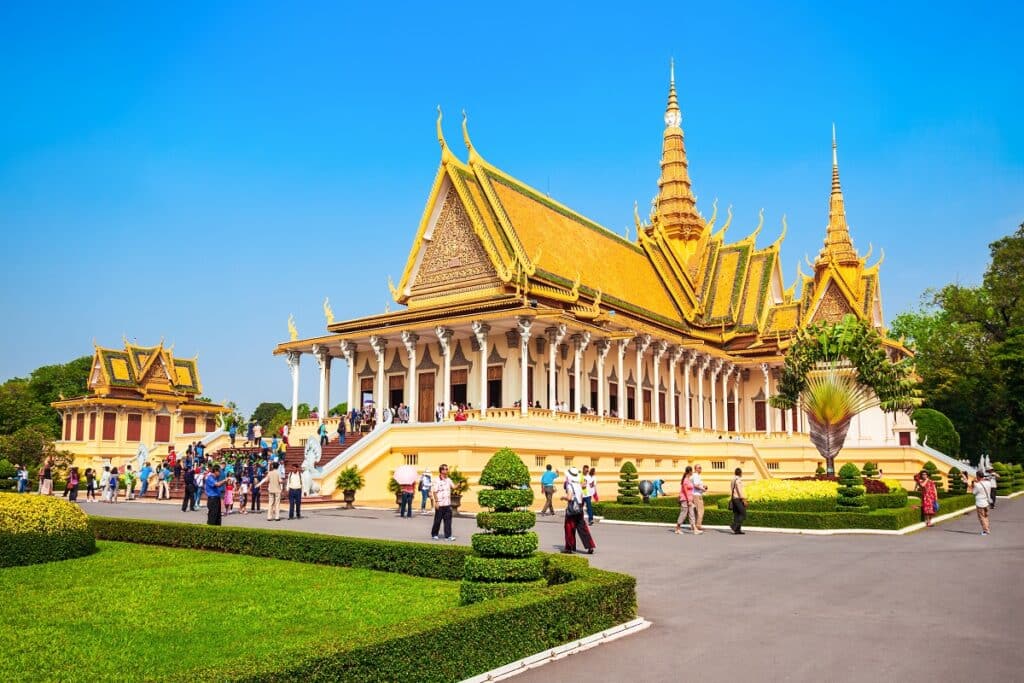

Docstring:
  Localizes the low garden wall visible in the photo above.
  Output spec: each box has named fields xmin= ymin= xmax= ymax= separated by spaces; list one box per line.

xmin=89 ymin=517 xmax=636 ymax=682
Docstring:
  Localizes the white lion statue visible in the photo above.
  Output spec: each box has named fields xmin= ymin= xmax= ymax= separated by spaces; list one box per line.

xmin=301 ymin=438 xmax=322 ymax=496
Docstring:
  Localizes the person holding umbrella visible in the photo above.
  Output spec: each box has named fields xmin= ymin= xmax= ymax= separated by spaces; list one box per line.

xmin=393 ymin=464 xmax=418 ymax=518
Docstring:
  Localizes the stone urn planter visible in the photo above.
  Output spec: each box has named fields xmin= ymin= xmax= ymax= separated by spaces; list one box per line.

xmin=335 ymin=466 xmax=365 ymax=510
xmin=343 ymin=490 xmax=356 ymax=509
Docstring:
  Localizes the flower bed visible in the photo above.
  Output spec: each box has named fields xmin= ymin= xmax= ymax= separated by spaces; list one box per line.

xmin=88 ymin=517 xmax=636 ymax=681
xmin=746 ymin=479 xmax=838 ymax=504
xmin=0 ymin=493 xmax=95 ymax=567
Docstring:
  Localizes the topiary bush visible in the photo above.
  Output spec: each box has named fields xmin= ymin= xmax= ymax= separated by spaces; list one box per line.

xmin=947 ymin=467 xmax=967 ymax=495
xmin=861 ymin=461 xmax=880 ymax=479
xmin=462 ymin=448 xmax=539 ymax=604
xmin=0 ymin=493 xmax=95 ymax=567
xmin=911 ymin=408 xmax=960 ymax=456
xmin=1012 ymin=464 xmax=1024 ymax=493
xmin=815 ymin=463 xmax=826 ymax=476
xmin=836 ymin=463 xmax=868 ymax=512
xmin=922 ymin=461 xmax=944 ymax=492
xmin=992 ymin=462 xmax=1012 ymax=495
xmin=617 ymin=461 xmax=640 ymax=504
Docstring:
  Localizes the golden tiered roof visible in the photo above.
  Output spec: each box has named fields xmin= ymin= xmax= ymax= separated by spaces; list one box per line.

xmin=380 ymin=66 xmax=888 ymax=356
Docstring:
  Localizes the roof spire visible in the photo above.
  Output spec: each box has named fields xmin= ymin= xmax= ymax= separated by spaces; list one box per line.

xmin=816 ymin=124 xmax=859 ymax=268
xmin=654 ymin=60 xmax=704 ymax=241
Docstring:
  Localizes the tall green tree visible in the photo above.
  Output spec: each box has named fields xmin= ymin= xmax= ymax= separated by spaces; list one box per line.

xmin=250 ymin=402 xmax=286 ymax=427
xmin=891 ymin=223 xmax=1024 ymax=463
xmin=0 ymin=356 xmax=91 ymax=437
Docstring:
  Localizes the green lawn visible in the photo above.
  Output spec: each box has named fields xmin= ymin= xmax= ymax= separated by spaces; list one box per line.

xmin=0 ymin=541 xmax=460 ymax=681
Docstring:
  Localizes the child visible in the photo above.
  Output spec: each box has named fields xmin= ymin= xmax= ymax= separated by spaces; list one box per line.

xmin=107 ymin=467 xmax=120 ymax=504
xmin=85 ymin=468 xmax=96 ymax=502
xmin=224 ymin=475 xmax=235 ymax=515
xmin=239 ymin=475 xmax=250 ymax=514
xmin=99 ymin=466 xmax=111 ymax=502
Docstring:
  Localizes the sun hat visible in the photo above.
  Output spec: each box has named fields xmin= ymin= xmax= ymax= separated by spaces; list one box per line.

xmin=567 ymin=466 xmax=580 ymax=477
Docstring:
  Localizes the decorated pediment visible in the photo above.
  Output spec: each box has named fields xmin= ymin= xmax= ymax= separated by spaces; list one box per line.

xmin=810 ymin=279 xmax=856 ymax=325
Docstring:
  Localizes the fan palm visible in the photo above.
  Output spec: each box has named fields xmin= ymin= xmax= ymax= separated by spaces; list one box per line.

xmin=801 ymin=369 xmax=879 ymax=475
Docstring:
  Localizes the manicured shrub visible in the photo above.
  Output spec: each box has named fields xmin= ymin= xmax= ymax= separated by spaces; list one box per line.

xmin=836 ymin=463 xmax=868 ymax=512
xmin=745 ymin=479 xmax=837 ymax=505
xmin=463 ymin=449 xmax=539 ymax=604
xmin=477 ymin=488 xmax=534 ymax=509
xmin=1012 ymin=464 xmax=1024 ymax=492
xmin=911 ymin=408 xmax=960 ymax=456
xmin=88 ymin=517 xmax=637 ymax=683
xmin=0 ymin=459 xmax=15 ymax=480
xmin=865 ymin=490 xmax=909 ymax=509
xmin=922 ymin=461 xmax=945 ymax=492
xmin=861 ymin=461 xmax=880 ymax=478
xmin=947 ymin=467 xmax=967 ymax=495
xmin=815 ymin=463 xmax=826 ymax=476
xmin=0 ymin=493 xmax=95 ymax=567
xmin=883 ymin=478 xmax=904 ymax=493
xmin=992 ymin=463 xmax=1012 ymax=495
xmin=862 ymin=478 xmax=889 ymax=494
xmin=463 ymin=555 xmax=545 ymax=582
xmin=616 ymin=462 xmax=640 ymax=504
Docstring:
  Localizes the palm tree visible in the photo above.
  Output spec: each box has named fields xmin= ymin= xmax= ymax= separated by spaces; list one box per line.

xmin=801 ymin=369 xmax=879 ymax=475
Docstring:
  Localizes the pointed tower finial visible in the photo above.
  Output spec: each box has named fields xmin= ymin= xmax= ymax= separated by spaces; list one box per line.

xmin=654 ymin=61 xmax=703 ymax=241
xmin=815 ymin=123 xmax=859 ymax=268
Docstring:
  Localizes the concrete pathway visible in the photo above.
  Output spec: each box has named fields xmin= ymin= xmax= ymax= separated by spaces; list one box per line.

xmin=79 ymin=498 xmax=1024 ymax=682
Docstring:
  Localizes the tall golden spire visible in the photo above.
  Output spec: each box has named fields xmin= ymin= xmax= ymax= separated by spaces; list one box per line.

xmin=816 ymin=124 xmax=859 ymax=267
xmin=654 ymin=59 xmax=704 ymax=241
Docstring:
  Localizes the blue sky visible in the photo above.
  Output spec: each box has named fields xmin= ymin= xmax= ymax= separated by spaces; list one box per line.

xmin=1 ymin=1 xmax=1021 ymax=415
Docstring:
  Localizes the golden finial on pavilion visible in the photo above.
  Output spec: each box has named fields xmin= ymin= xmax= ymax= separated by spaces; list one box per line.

xmin=287 ymin=315 xmax=298 ymax=341
xmin=323 ymin=297 xmax=335 ymax=325
xmin=771 ymin=214 xmax=788 ymax=248
xmin=387 ymin=275 xmax=400 ymax=301
xmin=706 ymin=198 xmax=719 ymax=231
xmin=461 ymin=109 xmax=478 ymax=162
xmin=436 ymin=106 xmax=454 ymax=163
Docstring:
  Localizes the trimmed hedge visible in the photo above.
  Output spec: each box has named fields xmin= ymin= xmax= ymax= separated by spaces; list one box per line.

xmin=476 ymin=511 xmax=536 ymax=533
xmin=837 ymin=463 xmax=868 ymax=512
xmin=463 ymin=555 xmax=545 ymax=582
xmin=459 ymin=578 xmax=548 ymax=604
xmin=948 ymin=467 xmax=967 ymax=495
xmin=648 ymin=494 xmax=729 ymax=508
xmin=594 ymin=493 xmax=977 ymax=531
xmin=87 ymin=517 xmax=636 ymax=682
xmin=717 ymin=498 xmax=835 ymax=512
xmin=471 ymin=531 xmax=539 ymax=558
xmin=865 ymin=490 xmax=909 ymax=509
xmin=477 ymin=488 xmax=534 ymax=510
xmin=0 ymin=493 xmax=96 ymax=567
xmin=992 ymin=463 xmax=1013 ymax=495
xmin=617 ymin=461 xmax=640 ymax=504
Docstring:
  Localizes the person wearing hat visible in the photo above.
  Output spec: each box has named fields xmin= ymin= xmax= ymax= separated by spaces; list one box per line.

xmin=419 ymin=469 xmax=433 ymax=515
xmin=561 ymin=466 xmax=595 ymax=554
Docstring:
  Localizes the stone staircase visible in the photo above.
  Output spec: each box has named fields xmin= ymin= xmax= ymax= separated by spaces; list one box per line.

xmin=283 ymin=433 xmax=365 ymax=470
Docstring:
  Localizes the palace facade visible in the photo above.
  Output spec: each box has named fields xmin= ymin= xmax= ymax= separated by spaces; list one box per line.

xmin=53 ymin=340 xmax=230 ymax=467
xmin=274 ymin=70 xmax=941 ymax=503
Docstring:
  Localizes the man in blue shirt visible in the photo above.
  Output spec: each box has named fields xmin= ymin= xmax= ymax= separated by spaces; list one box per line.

xmin=540 ymin=464 xmax=558 ymax=516
xmin=205 ymin=465 xmax=227 ymax=526
xmin=138 ymin=462 xmax=153 ymax=497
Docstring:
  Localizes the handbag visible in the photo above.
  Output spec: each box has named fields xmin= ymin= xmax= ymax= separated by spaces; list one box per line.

xmin=566 ymin=498 xmax=582 ymax=516
xmin=932 ymin=499 xmax=940 ymax=514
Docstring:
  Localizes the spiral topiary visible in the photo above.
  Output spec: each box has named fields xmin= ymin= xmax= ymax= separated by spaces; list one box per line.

xmin=0 ymin=494 xmax=95 ymax=567
xmin=836 ymin=463 xmax=868 ymax=512
xmin=861 ymin=461 xmax=880 ymax=479
xmin=992 ymin=462 xmax=1012 ymax=495
xmin=922 ymin=461 xmax=944 ymax=492
xmin=617 ymin=461 xmax=640 ymax=504
xmin=947 ymin=467 xmax=967 ymax=495
xmin=460 ymin=448 xmax=542 ymax=605
xmin=1012 ymin=464 xmax=1024 ymax=492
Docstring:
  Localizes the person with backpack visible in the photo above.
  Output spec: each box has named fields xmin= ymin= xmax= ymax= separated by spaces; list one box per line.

xmin=67 ymin=467 xmax=80 ymax=502
xmin=419 ymin=470 xmax=433 ymax=515
xmin=561 ymin=466 xmax=595 ymax=554
xmin=107 ymin=467 xmax=120 ymax=504
xmin=730 ymin=467 xmax=747 ymax=534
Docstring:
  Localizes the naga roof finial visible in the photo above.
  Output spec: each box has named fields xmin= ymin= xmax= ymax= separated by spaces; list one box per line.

xmin=436 ymin=106 xmax=454 ymax=162
xmin=461 ymin=109 xmax=478 ymax=161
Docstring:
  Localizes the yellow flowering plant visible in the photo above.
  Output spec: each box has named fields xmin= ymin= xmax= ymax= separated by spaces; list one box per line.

xmin=745 ymin=479 xmax=838 ymax=504
xmin=0 ymin=493 xmax=95 ymax=567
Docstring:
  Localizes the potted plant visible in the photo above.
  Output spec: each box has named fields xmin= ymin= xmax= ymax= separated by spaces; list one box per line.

xmin=387 ymin=475 xmax=402 ymax=508
xmin=335 ymin=466 xmax=365 ymax=509
xmin=448 ymin=467 xmax=470 ymax=514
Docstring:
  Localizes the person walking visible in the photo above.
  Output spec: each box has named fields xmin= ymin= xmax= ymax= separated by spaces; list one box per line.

xmin=139 ymin=461 xmax=152 ymax=498
xmin=107 ymin=467 xmax=119 ymax=505
xmin=250 ymin=463 xmax=263 ymax=513
xmin=399 ymin=479 xmax=415 ymax=518
xmin=691 ymin=463 xmax=708 ymax=532
xmin=986 ymin=468 xmax=1000 ymax=509
xmin=972 ymin=471 xmax=993 ymax=535
xmin=540 ymin=464 xmax=557 ymax=515
xmin=39 ymin=459 xmax=54 ymax=496
xmin=193 ymin=468 xmax=204 ymax=509
xmin=256 ymin=462 xmax=282 ymax=521
xmin=418 ymin=470 xmax=433 ymax=515
xmin=430 ymin=464 xmax=455 ymax=541
xmin=585 ymin=467 xmax=598 ymax=524
xmin=336 ymin=416 xmax=346 ymax=444
xmin=204 ymin=465 xmax=227 ymax=526
xmin=85 ymin=467 xmax=96 ymax=501
xmin=675 ymin=466 xmax=697 ymax=534
xmin=99 ymin=466 xmax=111 ymax=502
xmin=67 ymin=467 xmax=80 ymax=502
xmin=318 ymin=422 xmax=328 ymax=447
xmin=916 ymin=471 xmax=938 ymax=527
xmin=229 ymin=422 xmax=237 ymax=447
xmin=16 ymin=464 xmax=29 ymax=493
xmin=730 ymin=467 xmax=747 ymax=535
xmin=286 ymin=463 xmax=303 ymax=520
xmin=561 ymin=466 xmax=595 ymax=554
xmin=123 ymin=465 xmax=137 ymax=501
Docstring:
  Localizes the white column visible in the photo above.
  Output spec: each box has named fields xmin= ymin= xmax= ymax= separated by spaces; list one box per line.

xmin=517 ymin=317 xmax=532 ymax=416
xmin=668 ymin=346 xmax=681 ymax=426
xmin=472 ymin=321 xmax=490 ymax=416
xmin=761 ymin=362 xmax=772 ymax=434
xmin=370 ymin=335 xmax=388 ymax=422
xmin=340 ymin=341 xmax=357 ymax=415
xmin=797 ymin=397 xmax=805 ymax=433
xmin=571 ymin=332 xmax=591 ymax=414
xmin=734 ymin=371 xmax=742 ymax=432
xmin=698 ymin=355 xmax=709 ymax=429
xmin=436 ymin=327 xmax=453 ymax=418
xmin=721 ymin=363 xmax=733 ymax=431
xmin=286 ymin=351 xmax=301 ymax=426
xmin=617 ymin=339 xmax=628 ymax=421
xmin=651 ymin=340 xmax=666 ymax=423
xmin=683 ymin=350 xmax=694 ymax=430
xmin=546 ymin=324 xmax=566 ymax=410
xmin=635 ymin=334 xmax=651 ymax=422
xmin=709 ymin=359 xmax=721 ymax=431
xmin=401 ymin=331 xmax=419 ymax=423
xmin=312 ymin=344 xmax=331 ymax=425
xmin=596 ymin=339 xmax=611 ymax=417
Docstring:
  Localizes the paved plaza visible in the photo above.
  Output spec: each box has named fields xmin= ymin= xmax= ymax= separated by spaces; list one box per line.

xmin=81 ymin=498 xmax=1023 ymax=682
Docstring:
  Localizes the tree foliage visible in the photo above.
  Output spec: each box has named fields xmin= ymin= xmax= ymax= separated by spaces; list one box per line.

xmin=250 ymin=402 xmax=286 ymax=427
xmin=0 ymin=356 xmax=91 ymax=437
xmin=891 ymin=223 xmax=1024 ymax=464
xmin=911 ymin=408 xmax=960 ymax=457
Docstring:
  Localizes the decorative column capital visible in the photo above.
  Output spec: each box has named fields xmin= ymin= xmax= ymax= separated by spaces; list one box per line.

xmin=760 ymin=362 xmax=771 ymax=379
xmin=617 ymin=338 xmax=630 ymax=359
xmin=545 ymin=323 xmax=567 ymax=346
xmin=471 ymin=321 xmax=491 ymax=345
xmin=635 ymin=333 xmax=652 ymax=353
xmin=370 ymin=335 xmax=388 ymax=357
xmin=571 ymin=331 xmax=591 ymax=354
xmin=699 ymin=353 xmax=711 ymax=372
xmin=401 ymin=331 xmax=419 ymax=355
xmin=286 ymin=350 xmax=302 ymax=373
xmin=516 ymin=316 xmax=533 ymax=341
xmin=595 ymin=338 xmax=612 ymax=360
xmin=652 ymin=339 xmax=668 ymax=359
xmin=339 ymin=340 xmax=356 ymax=360
xmin=681 ymin=349 xmax=696 ymax=367
xmin=709 ymin=358 xmax=722 ymax=378
xmin=312 ymin=344 xmax=331 ymax=369
xmin=668 ymin=345 xmax=683 ymax=364
xmin=435 ymin=327 xmax=453 ymax=356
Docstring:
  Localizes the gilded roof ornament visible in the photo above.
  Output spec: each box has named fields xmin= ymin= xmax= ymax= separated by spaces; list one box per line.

xmin=771 ymin=214 xmax=788 ymax=249
xmin=705 ymin=198 xmax=719 ymax=231
xmin=323 ymin=297 xmax=335 ymax=325
xmin=287 ymin=314 xmax=298 ymax=342
xmin=436 ymin=106 xmax=455 ymax=163
xmin=387 ymin=275 xmax=400 ymax=301
xmin=461 ymin=109 xmax=479 ymax=162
